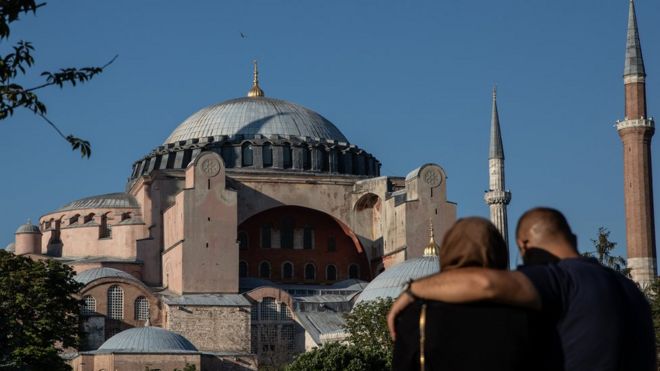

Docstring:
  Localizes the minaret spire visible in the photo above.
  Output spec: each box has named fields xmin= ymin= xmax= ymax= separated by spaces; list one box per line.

xmin=247 ymin=60 xmax=265 ymax=97
xmin=624 ymin=0 xmax=645 ymax=79
xmin=485 ymin=86 xmax=511 ymax=249
xmin=423 ymin=218 xmax=440 ymax=257
xmin=616 ymin=0 xmax=656 ymax=286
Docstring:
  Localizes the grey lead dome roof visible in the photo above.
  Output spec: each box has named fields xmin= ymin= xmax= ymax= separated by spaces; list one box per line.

xmin=75 ymin=267 xmax=141 ymax=286
xmin=98 ymin=327 xmax=198 ymax=353
xmin=354 ymin=256 xmax=439 ymax=305
xmin=164 ymin=97 xmax=349 ymax=144
xmin=56 ymin=193 xmax=140 ymax=212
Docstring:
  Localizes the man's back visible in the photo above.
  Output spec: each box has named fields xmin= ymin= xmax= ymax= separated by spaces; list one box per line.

xmin=519 ymin=257 xmax=655 ymax=371
xmin=393 ymin=300 xmax=562 ymax=371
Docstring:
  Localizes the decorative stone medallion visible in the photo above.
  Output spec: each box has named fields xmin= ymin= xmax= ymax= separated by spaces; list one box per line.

xmin=200 ymin=157 xmax=220 ymax=177
xmin=423 ymin=168 xmax=442 ymax=187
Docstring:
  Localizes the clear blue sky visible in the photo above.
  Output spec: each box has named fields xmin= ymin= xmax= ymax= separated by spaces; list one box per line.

xmin=2 ymin=0 xmax=659 ymax=265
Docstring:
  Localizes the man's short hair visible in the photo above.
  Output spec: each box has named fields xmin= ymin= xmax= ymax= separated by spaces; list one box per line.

xmin=516 ymin=207 xmax=573 ymax=242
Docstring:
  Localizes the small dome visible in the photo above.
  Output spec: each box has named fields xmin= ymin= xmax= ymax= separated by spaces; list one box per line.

xmin=5 ymin=243 xmax=15 ymax=253
xmin=98 ymin=327 xmax=198 ymax=353
xmin=164 ymin=97 xmax=348 ymax=144
xmin=56 ymin=192 xmax=139 ymax=212
xmin=15 ymin=221 xmax=41 ymax=234
xmin=354 ymin=256 xmax=439 ymax=305
xmin=75 ymin=267 xmax=140 ymax=286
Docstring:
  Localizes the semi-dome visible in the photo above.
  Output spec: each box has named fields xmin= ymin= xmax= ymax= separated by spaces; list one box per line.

xmin=354 ymin=256 xmax=439 ymax=305
xmin=75 ymin=267 xmax=141 ymax=286
xmin=5 ymin=242 xmax=15 ymax=253
xmin=164 ymin=97 xmax=348 ymax=144
xmin=56 ymin=193 xmax=140 ymax=212
xmin=98 ymin=327 xmax=198 ymax=353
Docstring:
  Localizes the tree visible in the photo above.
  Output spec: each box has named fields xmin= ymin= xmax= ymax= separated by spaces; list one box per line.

xmin=343 ymin=297 xmax=393 ymax=359
xmin=285 ymin=342 xmax=388 ymax=371
xmin=0 ymin=250 xmax=83 ymax=370
xmin=286 ymin=298 xmax=393 ymax=371
xmin=0 ymin=0 xmax=116 ymax=158
xmin=582 ymin=227 xmax=631 ymax=277
xmin=643 ymin=279 xmax=660 ymax=349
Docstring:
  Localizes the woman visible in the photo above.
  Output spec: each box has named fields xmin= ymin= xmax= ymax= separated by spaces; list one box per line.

xmin=392 ymin=217 xmax=562 ymax=371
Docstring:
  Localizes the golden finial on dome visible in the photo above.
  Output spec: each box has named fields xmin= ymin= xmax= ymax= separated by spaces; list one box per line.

xmin=423 ymin=218 xmax=440 ymax=257
xmin=247 ymin=60 xmax=265 ymax=97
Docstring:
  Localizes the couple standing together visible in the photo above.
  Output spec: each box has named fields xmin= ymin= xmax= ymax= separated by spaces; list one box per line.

xmin=387 ymin=207 xmax=656 ymax=371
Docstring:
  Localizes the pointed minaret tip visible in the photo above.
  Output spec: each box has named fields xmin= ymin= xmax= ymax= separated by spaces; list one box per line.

xmin=247 ymin=60 xmax=265 ymax=97
xmin=489 ymin=86 xmax=504 ymax=160
xmin=624 ymin=0 xmax=645 ymax=77
xmin=423 ymin=218 xmax=440 ymax=257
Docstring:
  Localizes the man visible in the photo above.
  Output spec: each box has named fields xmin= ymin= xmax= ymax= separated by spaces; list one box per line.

xmin=388 ymin=207 xmax=656 ymax=371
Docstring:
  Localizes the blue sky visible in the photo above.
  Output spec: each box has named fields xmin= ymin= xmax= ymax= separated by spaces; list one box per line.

xmin=2 ymin=0 xmax=659 ymax=265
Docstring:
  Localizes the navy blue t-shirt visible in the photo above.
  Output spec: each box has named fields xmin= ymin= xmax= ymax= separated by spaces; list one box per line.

xmin=519 ymin=257 xmax=656 ymax=371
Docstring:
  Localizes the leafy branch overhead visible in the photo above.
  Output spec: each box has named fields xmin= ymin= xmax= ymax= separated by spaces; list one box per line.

xmin=0 ymin=0 xmax=116 ymax=158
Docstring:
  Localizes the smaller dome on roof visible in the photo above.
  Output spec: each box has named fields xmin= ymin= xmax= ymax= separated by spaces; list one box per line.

xmin=5 ymin=243 xmax=15 ymax=253
xmin=15 ymin=220 xmax=41 ymax=234
xmin=354 ymin=256 xmax=439 ymax=305
xmin=75 ymin=267 xmax=140 ymax=286
xmin=98 ymin=327 xmax=198 ymax=353
xmin=56 ymin=193 xmax=139 ymax=212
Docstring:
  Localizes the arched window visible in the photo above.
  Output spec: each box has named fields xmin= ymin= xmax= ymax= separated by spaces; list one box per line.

xmin=304 ymin=263 xmax=316 ymax=280
xmin=221 ymin=144 xmax=234 ymax=167
xmin=107 ymin=285 xmax=124 ymax=320
xmin=99 ymin=213 xmax=111 ymax=239
xmin=321 ymin=149 xmax=329 ymax=172
xmin=81 ymin=295 xmax=96 ymax=316
xmin=238 ymin=231 xmax=248 ymax=250
xmin=260 ymin=298 xmax=279 ymax=321
xmin=282 ymin=262 xmax=293 ymax=280
xmin=69 ymin=214 xmax=80 ymax=225
xmin=134 ymin=296 xmax=149 ymax=321
xmin=326 ymin=265 xmax=337 ymax=281
xmin=120 ymin=212 xmax=132 ymax=222
xmin=259 ymin=261 xmax=271 ymax=279
xmin=261 ymin=225 xmax=271 ymax=249
xmin=242 ymin=143 xmax=254 ymax=167
xmin=327 ymin=236 xmax=336 ymax=252
xmin=349 ymin=264 xmax=360 ymax=279
xmin=303 ymin=226 xmax=314 ymax=249
xmin=263 ymin=143 xmax=273 ymax=168
xmin=239 ymin=261 xmax=248 ymax=278
xmin=282 ymin=144 xmax=292 ymax=169
xmin=84 ymin=213 xmax=95 ymax=224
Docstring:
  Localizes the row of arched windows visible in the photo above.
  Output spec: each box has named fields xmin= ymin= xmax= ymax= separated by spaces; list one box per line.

xmin=81 ymin=285 xmax=149 ymax=321
xmin=240 ymin=143 xmax=296 ymax=169
xmin=239 ymin=261 xmax=359 ymax=281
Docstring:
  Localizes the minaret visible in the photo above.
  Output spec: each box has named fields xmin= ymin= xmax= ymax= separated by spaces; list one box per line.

xmin=484 ymin=87 xmax=511 ymax=246
xmin=616 ymin=0 xmax=656 ymax=285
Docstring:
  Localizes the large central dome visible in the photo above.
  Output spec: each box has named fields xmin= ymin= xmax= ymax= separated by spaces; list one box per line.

xmin=164 ymin=96 xmax=348 ymax=144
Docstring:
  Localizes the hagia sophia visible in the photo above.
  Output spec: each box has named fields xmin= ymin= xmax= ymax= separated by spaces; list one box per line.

xmin=3 ymin=1 xmax=657 ymax=370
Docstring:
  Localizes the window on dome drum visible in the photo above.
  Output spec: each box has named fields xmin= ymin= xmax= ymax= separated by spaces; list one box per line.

xmin=107 ymin=285 xmax=124 ymax=320
xmin=263 ymin=143 xmax=273 ymax=168
xmin=321 ymin=150 xmax=329 ymax=172
xmin=81 ymin=295 xmax=96 ymax=316
xmin=280 ymin=218 xmax=294 ymax=249
xmin=338 ymin=152 xmax=346 ymax=173
xmin=134 ymin=296 xmax=149 ymax=321
xmin=261 ymin=225 xmax=271 ymax=248
xmin=99 ymin=213 xmax=111 ymax=239
xmin=305 ymin=264 xmax=316 ymax=280
xmin=120 ymin=212 xmax=131 ymax=222
xmin=302 ymin=147 xmax=311 ymax=170
xmin=238 ymin=231 xmax=248 ymax=250
xmin=326 ymin=265 xmax=337 ymax=281
xmin=349 ymin=264 xmax=360 ymax=279
xmin=282 ymin=262 xmax=293 ymax=280
xmin=69 ymin=214 xmax=79 ymax=225
xmin=283 ymin=144 xmax=292 ymax=169
xmin=259 ymin=261 xmax=271 ymax=279
xmin=84 ymin=213 xmax=95 ymax=224
xmin=239 ymin=261 xmax=248 ymax=278
xmin=221 ymin=145 xmax=235 ymax=167
xmin=242 ymin=143 xmax=254 ymax=167
xmin=303 ymin=227 xmax=314 ymax=249
xmin=327 ymin=236 xmax=336 ymax=252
